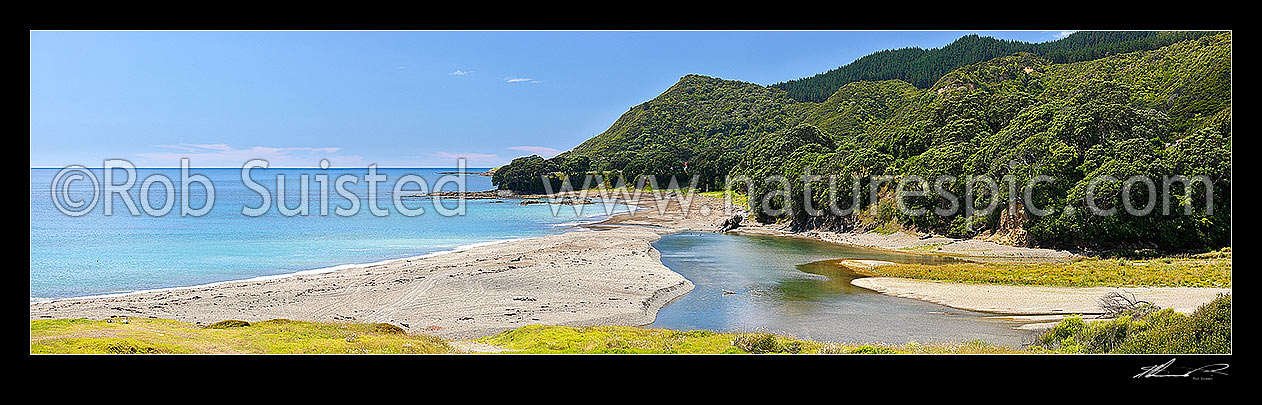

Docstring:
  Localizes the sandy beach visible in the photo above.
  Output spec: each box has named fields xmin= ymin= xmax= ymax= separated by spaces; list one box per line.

xmin=851 ymin=277 xmax=1230 ymax=315
xmin=29 ymin=191 xmax=731 ymax=339
xmin=29 ymin=190 xmax=1228 ymax=339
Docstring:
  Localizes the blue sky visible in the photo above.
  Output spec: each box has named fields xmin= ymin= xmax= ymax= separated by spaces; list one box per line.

xmin=30 ymin=30 xmax=1074 ymax=168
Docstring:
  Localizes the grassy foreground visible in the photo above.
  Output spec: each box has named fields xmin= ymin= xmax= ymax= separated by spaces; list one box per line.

xmin=30 ymin=317 xmax=1020 ymax=354
xmin=30 ymin=318 xmax=452 ymax=354
xmin=32 ymin=294 xmax=1229 ymax=354
xmin=848 ymin=249 xmax=1231 ymax=288
xmin=477 ymin=325 xmax=1019 ymax=354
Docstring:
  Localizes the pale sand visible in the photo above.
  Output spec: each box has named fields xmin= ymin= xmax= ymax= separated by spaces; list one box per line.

xmin=851 ymin=277 xmax=1230 ymax=316
xmin=29 ymin=189 xmax=1225 ymax=339
xmin=29 ymin=192 xmax=734 ymax=340
xmin=835 ymin=259 xmax=897 ymax=269
xmin=806 ymin=230 xmax=1078 ymax=259
xmin=731 ymin=226 xmax=1077 ymax=260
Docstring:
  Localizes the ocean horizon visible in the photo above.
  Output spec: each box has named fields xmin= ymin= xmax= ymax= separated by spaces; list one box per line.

xmin=30 ymin=167 xmax=631 ymax=301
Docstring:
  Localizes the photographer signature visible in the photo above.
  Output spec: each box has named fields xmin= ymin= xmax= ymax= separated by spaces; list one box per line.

xmin=1134 ymin=358 xmax=1229 ymax=379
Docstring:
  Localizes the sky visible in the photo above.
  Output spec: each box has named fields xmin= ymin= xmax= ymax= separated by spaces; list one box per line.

xmin=30 ymin=30 xmax=1075 ymax=168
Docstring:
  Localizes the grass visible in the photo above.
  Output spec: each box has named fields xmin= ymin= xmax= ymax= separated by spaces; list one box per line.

xmin=846 ymin=249 xmax=1230 ymax=288
xmin=31 ymin=318 xmax=1026 ymax=354
xmin=476 ymin=324 xmax=1022 ymax=354
xmin=35 ymin=295 xmax=1230 ymax=354
xmin=30 ymin=318 xmax=452 ymax=354
xmin=697 ymin=190 xmax=748 ymax=208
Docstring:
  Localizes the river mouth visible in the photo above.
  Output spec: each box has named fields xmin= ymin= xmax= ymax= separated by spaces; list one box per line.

xmin=649 ymin=232 xmax=1031 ymax=347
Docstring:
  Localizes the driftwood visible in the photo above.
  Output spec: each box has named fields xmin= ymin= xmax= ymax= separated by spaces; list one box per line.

xmin=1097 ymin=291 xmax=1154 ymax=318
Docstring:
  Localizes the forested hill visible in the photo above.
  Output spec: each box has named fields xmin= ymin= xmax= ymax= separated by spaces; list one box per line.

xmin=492 ymin=32 xmax=1231 ymax=249
xmin=771 ymin=31 xmax=1219 ymax=103
xmin=741 ymin=33 xmax=1232 ymax=249
xmin=568 ymin=74 xmax=806 ymax=162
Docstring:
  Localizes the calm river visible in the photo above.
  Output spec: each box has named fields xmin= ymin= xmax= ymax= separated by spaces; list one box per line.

xmin=649 ymin=232 xmax=1031 ymax=347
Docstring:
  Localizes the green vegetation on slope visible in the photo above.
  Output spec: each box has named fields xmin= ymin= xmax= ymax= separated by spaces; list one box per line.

xmin=735 ymin=33 xmax=1231 ymax=249
xmin=571 ymin=74 xmax=806 ymax=157
xmin=794 ymin=79 xmax=927 ymax=140
xmin=495 ymin=74 xmax=798 ymax=193
xmin=494 ymin=33 xmax=1231 ymax=250
xmin=772 ymin=31 xmax=1221 ymax=103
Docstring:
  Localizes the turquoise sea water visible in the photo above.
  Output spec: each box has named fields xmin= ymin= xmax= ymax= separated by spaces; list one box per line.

xmin=30 ymin=168 xmax=630 ymax=301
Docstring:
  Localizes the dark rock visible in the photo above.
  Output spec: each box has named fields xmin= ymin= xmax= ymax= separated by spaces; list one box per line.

xmin=716 ymin=214 xmax=744 ymax=232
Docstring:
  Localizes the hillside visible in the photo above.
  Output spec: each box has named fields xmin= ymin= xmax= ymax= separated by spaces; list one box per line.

xmin=493 ymin=32 xmax=1231 ymax=248
xmin=735 ymin=32 xmax=1231 ymax=248
xmin=771 ymin=31 xmax=1221 ymax=103
xmin=794 ymin=79 xmax=927 ymax=144
xmin=570 ymin=74 xmax=806 ymax=159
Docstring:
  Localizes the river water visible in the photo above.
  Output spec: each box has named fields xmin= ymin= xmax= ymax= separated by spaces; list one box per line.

xmin=649 ymin=232 xmax=1031 ymax=347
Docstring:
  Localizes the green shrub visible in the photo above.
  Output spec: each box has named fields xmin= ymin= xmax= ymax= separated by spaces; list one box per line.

xmin=206 ymin=320 xmax=251 ymax=329
xmin=1036 ymin=294 xmax=1230 ymax=353
xmin=682 ymin=330 xmax=715 ymax=338
xmin=731 ymin=333 xmax=803 ymax=354
xmin=105 ymin=340 xmax=162 ymax=354
xmin=848 ymin=345 xmax=898 ymax=354
xmin=374 ymin=323 xmax=406 ymax=335
xmin=1114 ymin=293 xmax=1230 ymax=353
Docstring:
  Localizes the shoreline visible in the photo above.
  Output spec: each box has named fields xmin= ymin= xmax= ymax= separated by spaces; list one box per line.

xmin=31 ymin=196 xmax=645 ymax=305
xmin=29 ymin=193 xmax=717 ymax=339
xmin=850 ymin=277 xmax=1230 ymax=316
xmin=28 ymin=237 xmax=528 ymax=305
xmin=30 ymin=190 xmax=1221 ymax=340
xmin=30 ymin=227 xmax=698 ymax=340
xmin=41 ymin=187 xmax=1075 ymax=307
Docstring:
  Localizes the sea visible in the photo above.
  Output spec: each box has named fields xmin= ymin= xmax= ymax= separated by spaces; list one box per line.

xmin=30 ymin=167 xmax=630 ymax=301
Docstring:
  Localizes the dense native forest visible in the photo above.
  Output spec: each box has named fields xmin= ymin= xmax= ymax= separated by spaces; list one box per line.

xmin=771 ymin=31 xmax=1218 ymax=103
xmin=491 ymin=32 xmax=1231 ymax=249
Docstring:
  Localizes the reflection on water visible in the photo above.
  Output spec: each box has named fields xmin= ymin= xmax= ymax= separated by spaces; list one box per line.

xmin=776 ymin=259 xmax=868 ymax=301
xmin=649 ymin=232 xmax=1029 ymax=346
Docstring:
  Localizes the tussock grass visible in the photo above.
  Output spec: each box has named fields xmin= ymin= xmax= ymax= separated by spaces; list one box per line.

xmin=477 ymin=324 xmax=1023 ymax=354
xmin=847 ymin=249 xmax=1230 ymax=288
xmin=30 ymin=318 xmax=452 ymax=354
xmin=697 ymin=191 xmax=749 ymax=208
xmin=205 ymin=319 xmax=250 ymax=329
xmin=39 ymin=303 xmax=1223 ymax=354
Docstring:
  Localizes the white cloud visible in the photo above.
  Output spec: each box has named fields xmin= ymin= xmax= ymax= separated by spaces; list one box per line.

xmin=433 ymin=151 xmax=498 ymax=160
xmin=136 ymin=144 xmax=363 ymax=167
xmin=1054 ymin=30 xmax=1075 ymax=39
xmin=506 ymin=145 xmax=563 ymax=158
xmin=451 ymin=69 xmax=474 ymax=76
xmin=431 ymin=151 xmax=502 ymax=167
xmin=431 ymin=151 xmax=497 ymax=160
xmin=189 ymin=143 xmax=234 ymax=151
xmin=505 ymin=77 xmax=539 ymax=84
